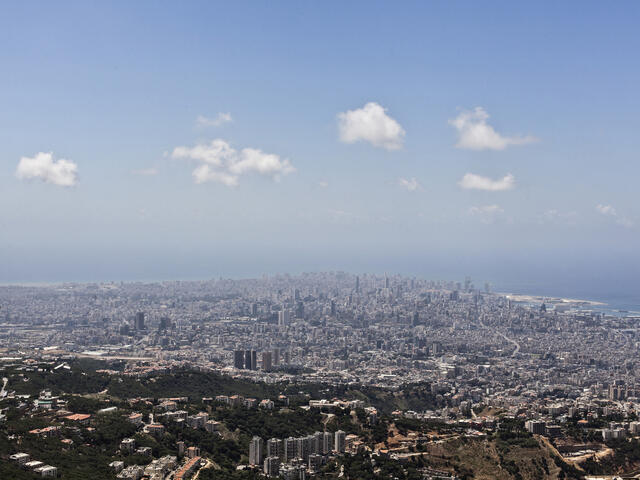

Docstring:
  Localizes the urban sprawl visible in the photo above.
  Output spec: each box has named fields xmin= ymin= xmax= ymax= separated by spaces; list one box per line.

xmin=1 ymin=272 xmax=639 ymax=480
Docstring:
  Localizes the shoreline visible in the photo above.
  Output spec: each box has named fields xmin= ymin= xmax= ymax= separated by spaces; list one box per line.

xmin=497 ymin=292 xmax=607 ymax=307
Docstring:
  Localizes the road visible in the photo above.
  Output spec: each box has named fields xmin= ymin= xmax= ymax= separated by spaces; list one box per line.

xmin=478 ymin=318 xmax=520 ymax=357
xmin=496 ymin=330 xmax=520 ymax=356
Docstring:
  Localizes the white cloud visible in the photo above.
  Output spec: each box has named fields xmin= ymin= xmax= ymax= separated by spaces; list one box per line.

xmin=172 ymin=139 xmax=236 ymax=167
xmin=196 ymin=113 xmax=233 ymax=127
xmin=469 ymin=204 xmax=504 ymax=215
xmin=317 ymin=181 xmax=329 ymax=188
xmin=171 ymin=139 xmax=295 ymax=187
xmin=458 ymin=173 xmax=515 ymax=191
xmin=596 ymin=204 xmax=634 ymax=228
xmin=228 ymin=148 xmax=295 ymax=177
xmin=540 ymin=209 xmax=577 ymax=225
xmin=131 ymin=168 xmax=158 ymax=176
xmin=595 ymin=204 xmax=616 ymax=216
xmin=398 ymin=177 xmax=420 ymax=191
xmin=337 ymin=102 xmax=405 ymax=150
xmin=192 ymin=165 xmax=239 ymax=187
xmin=449 ymin=107 xmax=536 ymax=150
xmin=468 ymin=204 xmax=504 ymax=224
xmin=15 ymin=152 xmax=78 ymax=187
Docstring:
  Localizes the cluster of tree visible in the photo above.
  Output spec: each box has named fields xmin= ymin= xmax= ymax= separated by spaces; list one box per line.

xmin=340 ymin=452 xmax=426 ymax=480
xmin=583 ymin=437 xmax=640 ymax=475
xmin=214 ymin=405 xmax=325 ymax=440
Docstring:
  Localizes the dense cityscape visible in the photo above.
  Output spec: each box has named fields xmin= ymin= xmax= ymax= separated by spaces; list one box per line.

xmin=1 ymin=273 xmax=640 ymax=479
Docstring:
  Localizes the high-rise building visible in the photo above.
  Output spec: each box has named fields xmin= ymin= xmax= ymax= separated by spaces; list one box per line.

xmin=322 ymin=432 xmax=333 ymax=454
xmin=283 ymin=437 xmax=296 ymax=463
xmin=355 ymin=275 xmax=360 ymax=293
xmin=249 ymin=436 xmax=264 ymax=466
xmin=308 ymin=454 xmax=322 ymax=472
xmin=295 ymin=436 xmax=311 ymax=461
xmin=251 ymin=303 xmax=258 ymax=316
xmin=312 ymin=432 xmax=323 ymax=454
xmin=234 ymin=350 xmax=245 ymax=369
xmin=158 ymin=316 xmax=171 ymax=331
xmin=266 ymin=438 xmax=282 ymax=459
xmin=278 ymin=310 xmax=290 ymax=327
xmin=242 ymin=350 xmax=257 ymax=370
xmin=134 ymin=312 xmax=145 ymax=330
xmin=262 ymin=351 xmax=272 ymax=371
xmin=273 ymin=348 xmax=280 ymax=366
xmin=264 ymin=456 xmax=280 ymax=477
xmin=334 ymin=430 xmax=346 ymax=453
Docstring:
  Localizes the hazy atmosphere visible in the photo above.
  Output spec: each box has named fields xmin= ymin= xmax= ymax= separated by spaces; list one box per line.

xmin=1 ymin=2 xmax=638 ymax=301
xmin=4 ymin=4 xmax=640 ymax=480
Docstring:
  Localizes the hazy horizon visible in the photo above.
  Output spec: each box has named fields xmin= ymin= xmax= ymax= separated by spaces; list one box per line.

xmin=1 ymin=2 xmax=638 ymax=303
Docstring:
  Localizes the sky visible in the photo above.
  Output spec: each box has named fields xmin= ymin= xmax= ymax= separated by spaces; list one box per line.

xmin=1 ymin=1 xmax=639 ymax=297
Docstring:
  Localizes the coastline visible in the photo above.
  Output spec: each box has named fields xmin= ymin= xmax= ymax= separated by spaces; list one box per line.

xmin=498 ymin=292 xmax=606 ymax=307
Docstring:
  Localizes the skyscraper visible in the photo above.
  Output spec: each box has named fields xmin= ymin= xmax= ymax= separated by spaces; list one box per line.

xmin=234 ymin=350 xmax=245 ymax=369
xmin=134 ymin=312 xmax=145 ymax=330
xmin=158 ymin=316 xmax=171 ymax=331
xmin=249 ymin=436 xmax=264 ymax=466
xmin=262 ymin=351 xmax=272 ymax=371
xmin=244 ymin=350 xmax=258 ymax=370
xmin=278 ymin=310 xmax=290 ymax=326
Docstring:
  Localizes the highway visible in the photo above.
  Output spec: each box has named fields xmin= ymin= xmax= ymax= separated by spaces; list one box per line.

xmin=478 ymin=318 xmax=520 ymax=357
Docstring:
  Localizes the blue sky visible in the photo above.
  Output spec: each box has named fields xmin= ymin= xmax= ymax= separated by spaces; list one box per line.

xmin=1 ymin=1 xmax=639 ymax=292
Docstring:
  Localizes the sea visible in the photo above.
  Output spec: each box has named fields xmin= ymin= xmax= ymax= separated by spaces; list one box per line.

xmin=489 ymin=280 xmax=640 ymax=316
